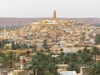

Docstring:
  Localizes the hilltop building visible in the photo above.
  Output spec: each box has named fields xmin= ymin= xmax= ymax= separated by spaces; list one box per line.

xmin=30 ymin=10 xmax=60 ymax=27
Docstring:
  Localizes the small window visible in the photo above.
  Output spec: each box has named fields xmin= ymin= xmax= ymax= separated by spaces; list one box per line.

xmin=58 ymin=44 xmax=60 ymax=46
xmin=24 ymin=59 xmax=25 ymax=62
xmin=27 ymin=51 xmax=30 ymax=54
xmin=60 ymin=49 xmax=63 ymax=51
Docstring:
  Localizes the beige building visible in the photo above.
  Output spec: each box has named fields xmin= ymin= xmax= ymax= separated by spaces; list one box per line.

xmin=8 ymin=70 xmax=27 ymax=75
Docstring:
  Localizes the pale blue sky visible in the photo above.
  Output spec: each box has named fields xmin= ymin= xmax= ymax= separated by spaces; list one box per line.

xmin=0 ymin=0 xmax=100 ymax=18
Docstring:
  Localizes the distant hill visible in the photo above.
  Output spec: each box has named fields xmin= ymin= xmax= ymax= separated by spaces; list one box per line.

xmin=0 ymin=18 xmax=100 ymax=26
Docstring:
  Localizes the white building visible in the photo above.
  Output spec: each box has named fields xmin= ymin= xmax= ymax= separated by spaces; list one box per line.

xmin=59 ymin=71 xmax=77 ymax=75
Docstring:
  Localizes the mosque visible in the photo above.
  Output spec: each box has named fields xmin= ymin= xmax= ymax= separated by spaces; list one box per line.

xmin=30 ymin=10 xmax=61 ymax=27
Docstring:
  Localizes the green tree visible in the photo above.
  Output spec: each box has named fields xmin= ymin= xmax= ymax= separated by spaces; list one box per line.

xmin=58 ymin=52 xmax=65 ymax=63
xmin=50 ymin=57 xmax=58 ymax=64
xmin=28 ymin=58 xmax=39 ymax=75
xmin=28 ymin=50 xmax=59 ymax=75
xmin=5 ymin=46 xmax=10 ymax=50
xmin=7 ymin=51 xmax=16 ymax=68
xmin=79 ymin=51 xmax=93 ymax=64
xmin=70 ymin=53 xmax=79 ymax=63
xmin=87 ymin=61 xmax=100 ymax=75
xmin=62 ymin=55 xmax=70 ymax=64
xmin=2 ymin=39 xmax=10 ymax=44
xmin=66 ymin=62 xmax=79 ymax=72
xmin=0 ymin=51 xmax=4 ymax=58
xmin=0 ymin=39 xmax=10 ymax=49
xmin=91 ymin=46 xmax=99 ymax=62
xmin=42 ymin=40 xmax=48 ymax=49
xmin=95 ymin=34 xmax=100 ymax=44
xmin=46 ymin=63 xmax=58 ymax=74
xmin=0 ymin=41 xmax=4 ymax=49
xmin=29 ymin=45 xmax=34 ymax=49
xmin=20 ymin=43 xmax=28 ymax=50
xmin=15 ymin=43 xmax=20 ymax=50
xmin=77 ymin=50 xmax=82 ymax=55
xmin=11 ymin=42 xmax=16 ymax=50
xmin=0 ymin=41 xmax=2 ymax=48
xmin=45 ymin=47 xmax=50 ymax=53
xmin=1 ymin=56 xmax=9 ymax=67
xmin=32 ymin=45 xmax=37 ymax=53
xmin=83 ymin=46 xmax=90 ymax=54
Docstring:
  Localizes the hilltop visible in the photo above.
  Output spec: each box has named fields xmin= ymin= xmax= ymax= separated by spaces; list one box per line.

xmin=0 ymin=18 xmax=100 ymax=26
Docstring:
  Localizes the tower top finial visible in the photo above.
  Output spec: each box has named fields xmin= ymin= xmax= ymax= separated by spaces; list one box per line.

xmin=53 ymin=10 xmax=56 ymax=20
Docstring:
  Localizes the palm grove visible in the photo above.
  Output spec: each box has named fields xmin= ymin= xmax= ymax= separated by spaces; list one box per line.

xmin=0 ymin=39 xmax=100 ymax=75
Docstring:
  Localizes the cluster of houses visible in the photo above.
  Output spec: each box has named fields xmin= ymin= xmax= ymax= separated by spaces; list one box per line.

xmin=0 ymin=10 xmax=100 ymax=75
xmin=0 ymin=11 xmax=100 ymax=50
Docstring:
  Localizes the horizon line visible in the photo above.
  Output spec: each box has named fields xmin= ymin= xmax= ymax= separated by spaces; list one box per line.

xmin=0 ymin=17 xmax=100 ymax=18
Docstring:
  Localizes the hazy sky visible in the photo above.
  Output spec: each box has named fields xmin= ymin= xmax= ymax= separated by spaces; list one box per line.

xmin=0 ymin=0 xmax=100 ymax=18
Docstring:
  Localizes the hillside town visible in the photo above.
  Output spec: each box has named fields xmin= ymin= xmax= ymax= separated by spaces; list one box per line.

xmin=0 ymin=11 xmax=100 ymax=75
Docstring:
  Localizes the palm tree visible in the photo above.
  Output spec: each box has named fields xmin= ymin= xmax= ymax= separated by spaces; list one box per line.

xmin=95 ymin=34 xmax=100 ymax=44
xmin=11 ymin=42 xmax=16 ymax=50
xmin=28 ymin=50 xmax=60 ymax=75
xmin=40 ymin=48 xmax=44 ymax=53
xmin=58 ymin=52 xmax=65 ymax=63
xmin=32 ymin=45 xmax=37 ymax=53
xmin=91 ymin=46 xmax=99 ymax=62
xmin=66 ymin=62 xmax=79 ymax=72
xmin=83 ymin=46 xmax=90 ymax=54
xmin=38 ymin=61 xmax=50 ymax=73
xmin=46 ymin=63 xmax=58 ymax=74
xmin=70 ymin=53 xmax=79 ymax=63
xmin=62 ymin=55 xmax=70 ymax=64
xmin=45 ymin=47 xmax=51 ymax=53
xmin=0 ymin=41 xmax=3 ymax=48
xmin=7 ymin=51 xmax=16 ymax=68
xmin=1 ymin=56 xmax=8 ymax=68
xmin=0 ymin=51 xmax=4 ymax=58
xmin=0 ymin=41 xmax=4 ymax=49
xmin=50 ymin=57 xmax=59 ymax=64
xmin=77 ymin=50 xmax=82 ymax=55
xmin=42 ymin=40 xmax=48 ymax=49
xmin=79 ymin=51 xmax=93 ymax=64
xmin=86 ymin=61 xmax=100 ymax=75
xmin=5 ymin=46 xmax=10 ymax=50
xmin=15 ymin=43 xmax=20 ymax=50
xmin=28 ymin=58 xmax=39 ymax=75
xmin=21 ymin=43 xmax=28 ymax=50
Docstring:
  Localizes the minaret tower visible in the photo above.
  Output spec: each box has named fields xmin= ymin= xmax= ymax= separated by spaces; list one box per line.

xmin=53 ymin=10 xmax=56 ymax=20
xmin=4 ymin=26 xmax=7 ymax=39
